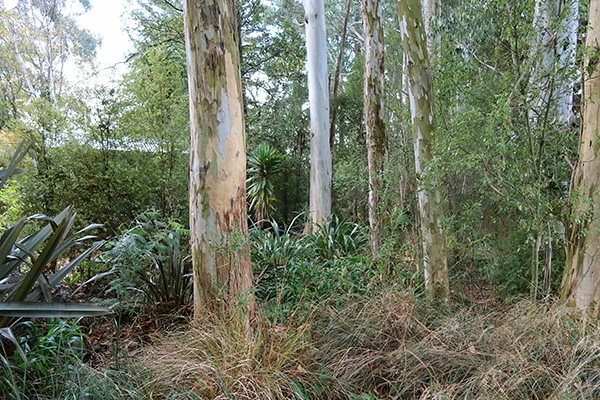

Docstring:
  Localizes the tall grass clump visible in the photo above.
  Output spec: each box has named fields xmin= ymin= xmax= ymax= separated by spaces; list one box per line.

xmin=308 ymin=288 xmax=600 ymax=399
xmin=142 ymin=314 xmax=317 ymax=400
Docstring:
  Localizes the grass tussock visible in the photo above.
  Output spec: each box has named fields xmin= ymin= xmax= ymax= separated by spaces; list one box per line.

xmin=143 ymin=314 xmax=316 ymax=400
xmin=130 ymin=288 xmax=600 ymax=400
xmin=310 ymin=288 xmax=600 ymax=399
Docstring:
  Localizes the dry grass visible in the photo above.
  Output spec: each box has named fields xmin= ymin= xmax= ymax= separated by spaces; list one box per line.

xmin=136 ymin=287 xmax=600 ymax=400
xmin=142 ymin=313 xmax=317 ymax=399
xmin=311 ymin=288 xmax=600 ymax=399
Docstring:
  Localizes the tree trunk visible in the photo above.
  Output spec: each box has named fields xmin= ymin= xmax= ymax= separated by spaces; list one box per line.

xmin=561 ymin=0 xmax=600 ymax=314
xmin=330 ymin=0 xmax=352 ymax=154
xmin=363 ymin=0 xmax=387 ymax=255
xmin=420 ymin=0 xmax=440 ymax=60
xmin=397 ymin=0 xmax=449 ymax=303
xmin=530 ymin=0 xmax=578 ymax=123
xmin=304 ymin=0 xmax=332 ymax=231
xmin=183 ymin=0 xmax=255 ymax=320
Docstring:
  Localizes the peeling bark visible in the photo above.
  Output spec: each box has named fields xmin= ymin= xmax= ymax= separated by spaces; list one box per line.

xmin=304 ymin=0 xmax=332 ymax=231
xmin=183 ymin=0 xmax=254 ymax=319
xmin=363 ymin=0 xmax=387 ymax=254
xmin=561 ymin=0 xmax=600 ymax=314
xmin=396 ymin=0 xmax=449 ymax=303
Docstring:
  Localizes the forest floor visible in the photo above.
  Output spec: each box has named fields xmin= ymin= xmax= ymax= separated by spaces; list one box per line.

xmin=3 ymin=280 xmax=600 ymax=399
xmin=75 ymin=284 xmax=600 ymax=399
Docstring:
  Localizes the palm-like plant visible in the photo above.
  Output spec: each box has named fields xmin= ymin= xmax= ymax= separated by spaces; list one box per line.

xmin=247 ymin=143 xmax=285 ymax=225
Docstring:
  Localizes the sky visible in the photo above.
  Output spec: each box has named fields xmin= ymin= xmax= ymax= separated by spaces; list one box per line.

xmin=4 ymin=0 xmax=135 ymax=87
xmin=70 ymin=0 xmax=135 ymax=86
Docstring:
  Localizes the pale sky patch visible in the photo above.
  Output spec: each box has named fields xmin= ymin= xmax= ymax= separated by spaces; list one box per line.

xmin=67 ymin=0 xmax=135 ymax=87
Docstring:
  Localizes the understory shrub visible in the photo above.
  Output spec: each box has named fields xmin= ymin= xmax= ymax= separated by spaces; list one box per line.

xmin=0 ymin=317 xmax=195 ymax=400
xmin=1 ymin=319 xmax=85 ymax=397
xmin=250 ymin=216 xmax=374 ymax=318
xmin=101 ymin=210 xmax=192 ymax=313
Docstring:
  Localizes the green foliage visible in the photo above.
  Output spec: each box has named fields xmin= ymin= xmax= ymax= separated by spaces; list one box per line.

xmin=433 ymin=0 xmax=575 ymax=297
xmin=121 ymin=44 xmax=189 ymax=220
xmin=251 ymin=216 xmax=373 ymax=318
xmin=102 ymin=210 xmax=192 ymax=312
xmin=0 ymin=140 xmax=111 ymax=324
xmin=242 ymin=0 xmax=311 ymax=225
xmin=128 ymin=0 xmax=185 ymax=60
xmin=5 ymin=2 xmax=190 ymax=233
xmin=9 ymin=79 xmax=189 ymax=235
xmin=0 ymin=139 xmax=29 ymax=191
xmin=308 ymin=215 xmax=368 ymax=260
xmin=0 ymin=319 xmax=86 ymax=397
xmin=0 ymin=0 xmax=98 ymax=128
xmin=0 ymin=206 xmax=109 ymax=327
xmin=0 ymin=133 xmax=110 ymax=343
xmin=247 ymin=143 xmax=285 ymax=223
xmin=0 ymin=320 xmax=197 ymax=400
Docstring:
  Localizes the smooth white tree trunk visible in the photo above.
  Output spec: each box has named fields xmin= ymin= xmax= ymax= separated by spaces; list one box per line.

xmin=530 ymin=0 xmax=578 ymax=123
xmin=420 ymin=0 xmax=441 ymax=59
xmin=420 ymin=0 xmax=440 ymax=38
xmin=304 ymin=0 xmax=332 ymax=231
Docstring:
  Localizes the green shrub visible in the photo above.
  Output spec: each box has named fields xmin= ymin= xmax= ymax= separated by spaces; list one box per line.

xmin=101 ymin=210 xmax=192 ymax=313
xmin=251 ymin=216 xmax=375 ymax=318
xmin=0 ymin=319 xmax=86 ymax=397
xmin=307 ymin=215 xmax=368 ymax=261
xmin=0 ymin=141 xmax=111 ymax=328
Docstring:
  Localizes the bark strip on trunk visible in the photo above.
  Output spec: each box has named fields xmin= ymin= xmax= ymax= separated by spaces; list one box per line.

xmin=363 ymin=0 xmax=387 ymax=254
xmin=561 ymin=0 xmax=600 ymax=314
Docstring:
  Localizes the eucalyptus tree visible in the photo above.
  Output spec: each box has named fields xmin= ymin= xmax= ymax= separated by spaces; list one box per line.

xmin=529 ymin=0 xmax=578 ymax=124
xmin=0 ymin=0 xmax=97 ymax=108
xmin=561 ymin=0 xmax=600 ymax=313
xmin=183 ymin=0 xmax=254 ymax=319
xmin=304 ymin=0 xmax=332 ymax=231
xmin=397 ymin=0 xmax=449 ymax=302
xmin=0 ymin=0 xmax=97 ymax=217
xmin=363 ymin=0 xmax=387 ymax=254
xmin=420 ymin=0 xmax=440 ymax=57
